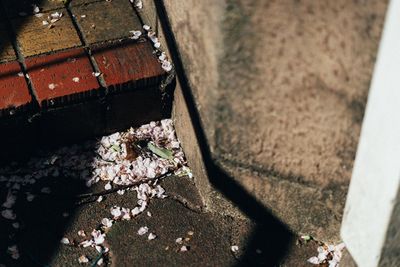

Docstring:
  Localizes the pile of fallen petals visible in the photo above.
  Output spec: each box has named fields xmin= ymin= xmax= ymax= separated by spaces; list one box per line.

xmin=0 ymin=119 xmax=192 ymax=264
xmin=307 ymin=242 xmax=346 ymax=267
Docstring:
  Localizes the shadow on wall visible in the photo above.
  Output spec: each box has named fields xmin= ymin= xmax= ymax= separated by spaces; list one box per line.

xmin=154 ymin=2 xmax=295 ymax=266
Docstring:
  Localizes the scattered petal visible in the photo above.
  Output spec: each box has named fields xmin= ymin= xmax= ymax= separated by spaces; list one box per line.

xmin=61 ymin=237 xmax=70 ymax=244
xmin=231 ymin=245 xmax=239 ymax=252
xmin=7 ymin=245 xmax=19 ymax=260
xmin=2 ymin=209 xmax=16 ymax=220
xmin=161 ymin=61 xmax=173 ymax=72
xmin=134 ymin=0 xmax=143 ymax=9
xmin=180 ymin=245 xmax=189 ymax=252
xmin=91 ymin=229 xmax=105 ymax=245
xmin=307 ymin=256 xmax=319 ymax=265
xmin=110 ymin=206 xmax=121 ymax=218
xmin=137 ymin=226 xmax=149 ymax=235
xmin=148 ymin=233 xmax=156 ymax=240
xmin=78 ymin=230 xmax=86 ymax=237
xmin=105 ymin=183 xmax=112 ymax=190
xmin=78 ymin=255 xmax=89 ymax=263
xmin=101 ymin=218 xmax=113 ymax=228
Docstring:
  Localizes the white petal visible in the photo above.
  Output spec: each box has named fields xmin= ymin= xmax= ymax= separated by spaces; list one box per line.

xmin=2 ymin=209 xmax=16 ymax=220
xmin=307 ymin=256 xmax=320 ymax=265
xmin=137 ymin=226 xmax=148 ymax=235
xmin=78 ymin=255 xmax=89 ymax=263
xmin=61 ymin=237 xmax=70 ymax=244
xmin=105 ymin=182 xmax=112 ymax=190
xmin=78 ymin=230 xmax=86 ymax=237
xmin=148 ymin=233 xmax=156 ymax=240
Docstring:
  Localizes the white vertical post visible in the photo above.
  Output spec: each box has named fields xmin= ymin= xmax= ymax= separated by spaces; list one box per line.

xmin=341 ymin=0 xmax=400 ymax=266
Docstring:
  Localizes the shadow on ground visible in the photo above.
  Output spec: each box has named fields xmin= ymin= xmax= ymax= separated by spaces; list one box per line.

xmin=0 ymin=1 xmax=91 ymax=266
xmin=0 ymin=142 xmax=97 ymax=266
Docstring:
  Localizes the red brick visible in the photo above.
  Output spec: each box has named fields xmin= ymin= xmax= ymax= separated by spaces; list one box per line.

xmin=0 ymin=61 xmax=32 ymax=116
xmin=91 ymin=40 xmax=169 ymax=132
xmin=25 ymin=48 xmax=102 ymax=108
xmin=0 ymin=61 xmax=36 ymax=161
xmin=91 ymin=41 xmax=166 ymax=91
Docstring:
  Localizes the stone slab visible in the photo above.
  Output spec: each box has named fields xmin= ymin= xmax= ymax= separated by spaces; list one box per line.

xmin=12 ymin=9 xmax=81 ymax=57
xmin=25 ymin=47 xmax=101 ymax=108
xmin=0 ymin=24 xmax=17 ymax=63
xmin=71 ymin=0 xmax=142 ymax=45
xmin=2 ymin=0 xmax=65 ymax=18
xmin=0 ymin=61 xmax=32 ymax=116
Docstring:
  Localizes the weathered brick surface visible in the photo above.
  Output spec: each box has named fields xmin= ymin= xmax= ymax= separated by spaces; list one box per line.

xmin=0 ymin=61 xmax=36 ymax=160
xmin=25 ymin=48 xmax=105 ymax=145
xmin=12 ymin=9 xmax=81 ymax=57
xmin=25 ymin=48 xmax=101 ymax=108
xmin=92 ymin=41 xmax=165 ymax=90
xmin=0 ymin=0 xmax=172 ymax=154
xmin=92 ymin=40 xmax=167 ymax=131
xmin=0 ymin=61 xmax=32 ymax=116
xmin=0 ymin=24 xmax=16 ymax=63
xmin=2 ymin=0 xmax=65 ymax=18
xmin=71 ymin=0 xmax=141 ymax=45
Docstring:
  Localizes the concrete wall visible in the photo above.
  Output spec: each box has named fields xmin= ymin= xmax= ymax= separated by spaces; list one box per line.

xmin=150 ymin=0 xmax=388 ymax=242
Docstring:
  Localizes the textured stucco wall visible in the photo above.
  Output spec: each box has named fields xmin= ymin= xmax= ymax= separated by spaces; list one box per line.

xmin=156 ymin=0 xmax=387 ymax=242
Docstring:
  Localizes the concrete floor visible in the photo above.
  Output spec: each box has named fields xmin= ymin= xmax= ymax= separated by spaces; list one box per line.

xmin=0 ymin=172 xmax=320 ymax=266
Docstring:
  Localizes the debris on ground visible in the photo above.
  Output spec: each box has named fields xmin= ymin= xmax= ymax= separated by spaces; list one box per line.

xmin=0 ymin=119 xmax=193 ymax=264
xmin=307 ymin=242 xmax=346 ymax=266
